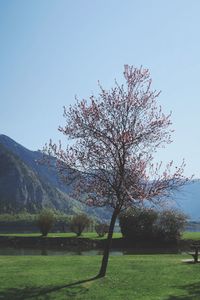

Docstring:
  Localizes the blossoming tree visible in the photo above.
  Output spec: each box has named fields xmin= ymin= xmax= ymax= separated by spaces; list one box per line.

xmin=44 ymin=65 xmax=188 ymax=278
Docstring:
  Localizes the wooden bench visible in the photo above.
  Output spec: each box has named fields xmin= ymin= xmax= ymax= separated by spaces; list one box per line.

xmin=188 ymin=243 xmax=200 ymax=263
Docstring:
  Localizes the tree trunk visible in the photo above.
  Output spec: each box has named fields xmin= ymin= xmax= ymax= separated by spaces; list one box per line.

xmin=97 ymin=209 xmax=118 ymax=278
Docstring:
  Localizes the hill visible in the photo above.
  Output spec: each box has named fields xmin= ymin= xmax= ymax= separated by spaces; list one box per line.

xmin=0 ymin=143 xmax=84 ymax=214
xmin=0 ymin=134 xmax=199 ymax=220
xmin=0 ymin=135 xmax=111 ymax=220
xmin=172 ymin=180 xmax=200 ymax=221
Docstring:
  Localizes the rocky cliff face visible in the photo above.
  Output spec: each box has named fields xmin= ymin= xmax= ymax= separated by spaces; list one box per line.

xmin=0 ymin=143 xmax=82 ymax=214
xmin=0 ymin=134 xmax=69 ymax=193
xmin=0 ymin=144 xmax=43 ymax=212
xmin=0 ymin=135 xmax=111 ymax=221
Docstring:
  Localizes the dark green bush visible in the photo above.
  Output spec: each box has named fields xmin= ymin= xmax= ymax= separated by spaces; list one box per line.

xmin=119 ymin=207 xmax=187 ymax=243
xmin=37 ymin=209 xmax=55 ymax=236
xmin=70 ymin=213 xmax=91 ymax=236
xmin=95 ymin=223 xmax=109 ymax=237
xmin=155 ymin=210 xmax=187 ymax=242
xmin=119 ymin=207 xmax=158 ymax=241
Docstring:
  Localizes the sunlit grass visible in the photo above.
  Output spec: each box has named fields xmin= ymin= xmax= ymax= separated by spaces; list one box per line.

xmin=2 ymin=231 xmax=200 ymax=241
xmin=182 ymin=231 xmax=200 ymax=240
xmin=0 ymin=254 xmax=200 ymax=299
xmin=0 ymin=232 xmax=122 ymax=239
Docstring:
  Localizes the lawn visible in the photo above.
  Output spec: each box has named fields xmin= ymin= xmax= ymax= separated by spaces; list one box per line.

xmin=0 ymin=232 xmax=123 ymax=239
xmin=181 ymin=231 xmax=200 ymax=241
xmin=0 ymin=254 xmax=200 ymax=300
xmin=2 ymin=231 xmax=200 ymax=240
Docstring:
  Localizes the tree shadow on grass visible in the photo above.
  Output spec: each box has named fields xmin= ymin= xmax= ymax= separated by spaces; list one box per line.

xmin=166 ymin=282 xmax=200 ymax=300
xmin=0 ymin=276 xmax=99 ymax=300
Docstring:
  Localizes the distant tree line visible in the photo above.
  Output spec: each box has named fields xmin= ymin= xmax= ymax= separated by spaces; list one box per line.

xmin=0 ymin=207 xmax=187 ymax=243
xmin=0 ymin=210 xmax=109 ymax=237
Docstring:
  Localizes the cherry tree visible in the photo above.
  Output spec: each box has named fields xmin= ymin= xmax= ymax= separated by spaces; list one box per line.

xmin=44 ymin=65 xmax=188 ymax=278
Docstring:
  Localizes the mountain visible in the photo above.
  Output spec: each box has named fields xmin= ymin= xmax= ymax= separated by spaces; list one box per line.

xmin=0 ymin=134 xmax=69 ymax=193
xmin=0 ymin=142 xmax=84 ymax=214
xmin=172 ymin=180 xmax=200 ymax=221
xmin=0 ymin=134 xmax=111 ymax=220
xmin=0 ymin=134 xmax=199 ymax=220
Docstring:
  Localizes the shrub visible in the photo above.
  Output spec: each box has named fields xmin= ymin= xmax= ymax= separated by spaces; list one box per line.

xmin=53 ymin=212 xmax=71 ymax=232
xmin=119 ymin=207 xmax=158 ymax=241
xmin=119 ymin=207 xmax=187 ymax=243
xmin=95 ymin=223 xmax=109 ymax=237
xmin=37 ymin=209 xmax=55 ymax=236
xmin=70 ymin=213 xmax=91 ymax=236
xmin=155 ymin=210 xmax=187 ymax=242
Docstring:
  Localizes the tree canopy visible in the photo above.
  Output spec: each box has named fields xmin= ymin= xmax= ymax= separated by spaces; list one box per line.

xmin=44 ymin=65 xmax=189 ymax=277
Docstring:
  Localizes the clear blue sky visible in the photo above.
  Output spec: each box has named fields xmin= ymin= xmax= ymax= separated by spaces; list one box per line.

xmin=0 ymin=0 xmax=200 ymax=177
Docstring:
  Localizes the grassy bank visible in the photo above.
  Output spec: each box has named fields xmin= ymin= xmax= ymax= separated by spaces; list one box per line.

xmin=0 ymin=254 xmax=200 ymax=299
xmin=0 ymin=232 xmax=122 ymax=239
xmin=1 ymin=231 xmax=200 ymax=240
xmin=182 ymin=231 xmax=200 ymax=240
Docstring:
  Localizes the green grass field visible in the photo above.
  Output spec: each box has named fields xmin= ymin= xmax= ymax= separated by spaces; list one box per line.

xmin=1 ymin=232 xmax=200 ymax=299
xmin=0 ymin=232 xmax=123 ymax=239
xmin=1 ymin=231 xmax=200 ymax=241
xmin=0 ymin=254 xmax=200 ymax=300
xmin=181 ymin=231 xmax=200 ymax=240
